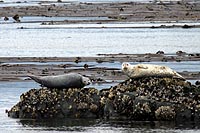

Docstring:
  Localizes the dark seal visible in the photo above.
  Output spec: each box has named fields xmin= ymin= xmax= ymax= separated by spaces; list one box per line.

xmin=28 ymin=73 xmax=91 ymax=88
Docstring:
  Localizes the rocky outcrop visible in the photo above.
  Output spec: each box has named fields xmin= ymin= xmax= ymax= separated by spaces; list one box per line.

xmin=8 ymin=88 xmax=102 ymax=119
xmin=103 ymin=77 xmax=200 ymax=121
xmin=7 ymin=77 xmax=200 ymax=122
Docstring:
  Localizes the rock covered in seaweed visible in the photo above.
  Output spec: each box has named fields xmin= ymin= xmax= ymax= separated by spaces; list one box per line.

xmin=7 ymin=77 xmax=200 ymax=122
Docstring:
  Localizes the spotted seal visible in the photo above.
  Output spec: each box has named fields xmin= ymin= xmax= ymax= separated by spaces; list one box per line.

xmin=122 ymin=62 xmax=185 ymax=79
xmin=28 ymin=73 xmax=91 ymax=88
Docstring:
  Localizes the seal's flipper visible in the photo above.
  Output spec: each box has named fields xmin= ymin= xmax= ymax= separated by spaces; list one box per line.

xmin=27 ymin=74 xmax=43 ymax=84
xmin=172 ymin=71 xmax=186 ymax=80
xmin=173 ymin=75 xmax=186 ymax=81
xmin=137 ymin=65 xmax=148 ymax=69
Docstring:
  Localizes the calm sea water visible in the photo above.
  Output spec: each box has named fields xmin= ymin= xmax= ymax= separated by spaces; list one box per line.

xmin=0 ymin=21 xmax=200 ymax=57
xmin=1 ymin=4 xmax=200 ymax=132
xmin=1 ymin=80 xmax=200 ymax=133
xmin=0 ymin=61 xmax=200 ymax=132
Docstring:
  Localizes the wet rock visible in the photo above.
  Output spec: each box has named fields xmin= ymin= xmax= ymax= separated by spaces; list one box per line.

xmin=156 ymin=51 xmax=164 ymax=55
xmin=195 ymin=81 xmax=200 ymax=86
xmin=182 ymin=24 xmax=193 ymax=28
xmin=96 ymin=59 xmax=103 ymax=63
xmin=130 ymin=98 xmax=155 ymax=120
xmin=176 ymin=51 xmax=187 ymax=56
xmin=4 ymin=16 xmax=9 ymax=21
xmin=8 ymin=88 xmax=102 ymax=119
xmin=12 ymin=14 xmax=20 ymax=22
xmin=7 ymin=77 xmax=200 ymax=122
xmin=101 ymin=77 xmax=200 ymax=121
xmin=74 ymin=57 xmax=81 ymax=63
xmin=89 ymin=76 xmax=106 ymax=83
xmin=155 ymin=106 xmax=176 ymax=121
xmin=83 ymin=64 xmax=89 ymax=69
xmin=176 ymin=106 xmax=194 ymax=122
xmin=188 ymin=53 xmax=200 ymax=57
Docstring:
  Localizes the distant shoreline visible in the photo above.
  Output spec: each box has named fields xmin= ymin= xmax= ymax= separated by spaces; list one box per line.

xmin=1 ymin=1 xmax=200 ymax=24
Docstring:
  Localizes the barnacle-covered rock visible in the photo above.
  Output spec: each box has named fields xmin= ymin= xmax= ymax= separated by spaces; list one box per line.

xmin=8 ymin=87 xmax=101 ymax=119
xmin=7 ymin=77 xmax=200 ymax=122
xmin=101 ymin=77 xmax=200 ymax=121
xmin=111 ymin=77 xmax=199 ymax=107
xmin=155 ymin=106 xmax=176 ymax=121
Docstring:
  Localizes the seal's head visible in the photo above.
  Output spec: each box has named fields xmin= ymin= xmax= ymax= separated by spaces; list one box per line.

xmin=122 ymin=62 xmax=131 ymax=72
xmin=82 ymin=76 xmax=91 ymax=86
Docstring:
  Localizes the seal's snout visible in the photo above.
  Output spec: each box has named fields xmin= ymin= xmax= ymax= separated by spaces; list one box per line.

xmin=123 ymin=66 xmax=128 ymax=70
xmin=123 ymin=67 xmax=127 ymax=72
xmin=86 ymin=79 xmax=91 ymax=85
xmin=87 ymin=80 xmax=91 ymax=85
xmin=82 ymin=77 xmax=91 ymax=86
xmin=122 ymin=62 xmax=130 ymax=71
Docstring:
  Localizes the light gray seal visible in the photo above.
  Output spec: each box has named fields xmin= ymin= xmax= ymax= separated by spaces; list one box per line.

xmin=28 ymin=73 xmax=91 ymax=88
xmin=122 ymin=62 xmax=185 ymax=79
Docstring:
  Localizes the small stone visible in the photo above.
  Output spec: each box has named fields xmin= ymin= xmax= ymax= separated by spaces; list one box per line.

xmin=4 ymin=16 xmax=9 ymax=21
xmin=156 ymin=51 xmax=164 ymax=55
xmin=12 ymin=14 xmax=20 ymax=22
xmin=195 ymin=81 xmax=200 ymax=86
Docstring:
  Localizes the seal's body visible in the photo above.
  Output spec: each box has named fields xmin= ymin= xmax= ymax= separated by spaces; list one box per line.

xmin=28 ymin=73 xmax=91 ymax=88
xmin=122 ymin=63 xmax=184 ymax=79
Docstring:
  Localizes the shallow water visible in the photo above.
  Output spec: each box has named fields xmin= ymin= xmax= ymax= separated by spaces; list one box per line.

xmin=2 ymin=60 xmax=200 ymax=72
xmin=1 ymin=22 xmax=200 ymax=57
xmin=1 ymin=81 xmax=200 ymax=133
xmin=0 ymin=59 xmax=200 ymax=132
xmin=0 ymin=63 xmax=200 ymax=129
xmin=1 ymin=2 xmax=200 ymax=131
xmin=1 ymin=15 xmax=200 ymax=57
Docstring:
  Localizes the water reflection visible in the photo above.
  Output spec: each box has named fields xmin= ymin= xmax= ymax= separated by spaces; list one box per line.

xmin=18 ymin=118 xmax=200 ymax=132
xmin=2 ymin=80 xmax=200 ymax=132
xmin=19 ymin=118 xmax=100 ymax=131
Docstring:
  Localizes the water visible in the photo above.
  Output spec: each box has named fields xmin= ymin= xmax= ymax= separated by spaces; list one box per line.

xmin=2 ymin=60 xmax=200 ymax=72
xmin=1 ymin=81 xmax=200 ymax=133
xmin=1 ymin=22 xmax=200 ymax=57
xmin=1 ymin=23 xmax=200 ymax=132
xmin=1 ymin=1 xmax=200 ymax=131
xmin=0 ymin=60 xmax=200 ymax=132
